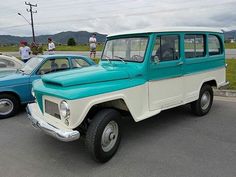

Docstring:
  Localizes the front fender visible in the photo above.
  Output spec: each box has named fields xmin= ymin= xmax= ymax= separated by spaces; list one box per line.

xmin=0 ymin=83 xmax=32 ymax=104
xmin=63 ymin=83 xmax=149 ymax=129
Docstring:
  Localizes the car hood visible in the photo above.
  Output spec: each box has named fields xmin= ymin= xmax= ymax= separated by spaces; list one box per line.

xmin=42 ymin=65 xmax=131 ymax=87
xmin=0 ymin=72 xmax=29 ymax=87
xmin=0 ymin=68 xmax=18 ymax=78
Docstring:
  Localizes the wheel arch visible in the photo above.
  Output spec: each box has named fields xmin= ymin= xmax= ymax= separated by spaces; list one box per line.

xmin=199 ymin=78 xmax=217 ymax=91
xmin=0 ymin=91 xmax=21 ymax=102
xmin=85 ymin=98 xmax=132 ymax=120
xmin=76 ymin=96 xmax=134 ymax=130
xmin=196 ymin=78 xmax=216 ymax=99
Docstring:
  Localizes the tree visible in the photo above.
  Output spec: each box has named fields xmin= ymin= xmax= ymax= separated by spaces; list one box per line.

xmin=67 ymin=38 xmax=76 ymax=46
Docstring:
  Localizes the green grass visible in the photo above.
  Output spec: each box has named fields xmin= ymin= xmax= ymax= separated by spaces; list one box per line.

xmin=0 ymin=46 xmax=19 ymax=52
xmin=226 ymin=59 xmax=236 ymax=90
xmin=55 ymin=44 xmax=104 ymax=51
xmin=0 ymin=44 xmax=104 ymax=52
xmin=225 ymin=43 xmax=236 ymax=49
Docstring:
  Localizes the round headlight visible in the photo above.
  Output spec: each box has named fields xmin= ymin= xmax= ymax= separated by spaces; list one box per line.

xmin=31 ymin=88 xmax=35 ymax=98
xmin=60 ymin=100 xmax=70 ymax=119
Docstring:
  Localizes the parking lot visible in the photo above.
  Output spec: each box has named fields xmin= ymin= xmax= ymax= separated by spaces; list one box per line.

xmin=0 ymin=96 xmax=236 ymax=177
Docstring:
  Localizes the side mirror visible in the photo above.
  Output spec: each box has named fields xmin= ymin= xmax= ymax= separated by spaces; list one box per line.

xmin=153 ymin=56 xmax=160 ymax=64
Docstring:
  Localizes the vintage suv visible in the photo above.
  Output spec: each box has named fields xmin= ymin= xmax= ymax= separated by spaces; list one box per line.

xmin=27 ymin=28 xmax=227 ymax=163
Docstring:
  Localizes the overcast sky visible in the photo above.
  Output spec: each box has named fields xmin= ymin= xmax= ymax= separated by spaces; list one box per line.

xmin=0 ymin=0 xmax=236 ymax=36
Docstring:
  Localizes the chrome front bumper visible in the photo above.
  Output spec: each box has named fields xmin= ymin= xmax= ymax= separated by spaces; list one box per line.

xmin=26 ymin=103 xmax=80 ymax=142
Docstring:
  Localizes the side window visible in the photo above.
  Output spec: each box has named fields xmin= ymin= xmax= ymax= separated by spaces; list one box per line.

xmin=152 ymin=35 xmax=179 ymax=62
xmin=38 ymin=58 xmax=69 ymax=75
xmin=184 ymin=35 xmax=205 ymax=58
xmin=208 ymin=35 xmax=222 ymax=56
xmin=71 ymin=58 xmax=90 ymax=68
xmin=0 ymin=58 xmax=15 ymax=68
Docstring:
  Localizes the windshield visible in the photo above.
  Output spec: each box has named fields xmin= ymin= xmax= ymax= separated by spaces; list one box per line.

xmin=102 ymin=37 xmax=148 ymax=62
xmin=20 ymin=57 xmax=44 ymax=74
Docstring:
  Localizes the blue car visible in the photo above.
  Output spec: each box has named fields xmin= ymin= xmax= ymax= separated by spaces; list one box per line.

xmin=0 ymin=54 xmax=95 ymax=118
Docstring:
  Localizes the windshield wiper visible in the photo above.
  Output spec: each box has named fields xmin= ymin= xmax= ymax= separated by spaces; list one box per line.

xmin=17 ymin=69 xmax=26 ymax=74
xmin=102 ymin=55 xmax=112 ymax=64
xmin=114 ymin=56 xmax=126 ymax=63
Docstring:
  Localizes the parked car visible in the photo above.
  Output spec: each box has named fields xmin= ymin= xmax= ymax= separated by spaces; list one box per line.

xmin=0 ymin=54 xmax=95 ymax=118
xmin=0 ymin=54 xmax=24 ymax=77
xmin=27 ymin=28 xmax=227 ymax=163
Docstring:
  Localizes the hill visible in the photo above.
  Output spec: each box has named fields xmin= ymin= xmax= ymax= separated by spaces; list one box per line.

xmin=0 ymin=31 xmax=107 ymax=45
xmin=224 ymin=30 xmax=236 ymax=40
xmin=0 ymin=30 xmax=235 ymax=45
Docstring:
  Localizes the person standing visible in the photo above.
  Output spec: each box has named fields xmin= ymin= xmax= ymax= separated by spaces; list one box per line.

xmin=48 ymin=38 xmax=56 ymax=55
xmin=19 ymin=41 xmax=31 ymax=63
xmin=89 ymin=33 xmax=97 ymax=58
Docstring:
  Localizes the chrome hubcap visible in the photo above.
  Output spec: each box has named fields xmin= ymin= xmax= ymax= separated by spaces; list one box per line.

xmin=101 ymin=121 xmax=119 ymax=152
xmin=0 ymin=99 xmax=14 ymax=115
xmin=200 ymin=91 xmax=211 ymax=110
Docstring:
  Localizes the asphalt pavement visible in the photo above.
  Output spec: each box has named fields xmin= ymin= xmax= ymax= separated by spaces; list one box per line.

xmin=0 ymin=96 xmax=236 ymax=177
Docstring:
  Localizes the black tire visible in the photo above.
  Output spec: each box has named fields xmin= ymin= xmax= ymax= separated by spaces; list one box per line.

xmin=86 ymin=109 xmax=121 ymax=163
xmin=0 ymin=93 xmax=20 ymax=119
xmin=191 ymin=84 xmax=213 ymax=116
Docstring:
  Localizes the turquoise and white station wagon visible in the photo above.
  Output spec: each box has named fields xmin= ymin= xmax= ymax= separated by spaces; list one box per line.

xmin=27 ymin=28 xmax=227 ymax=163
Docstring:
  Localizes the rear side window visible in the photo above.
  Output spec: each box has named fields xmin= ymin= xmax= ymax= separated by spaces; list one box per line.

xmin=38 ymin=58 xmax=69 ymax=75
xmin=184 ymin=35 xmax=206 ymax=58
xmin=71 ymin=58 xmax=90 ymax=68
xmin=152 ymin=35 xmax=179 ymax=62
xmin=208 ymin=35 xmax=222 ymax=56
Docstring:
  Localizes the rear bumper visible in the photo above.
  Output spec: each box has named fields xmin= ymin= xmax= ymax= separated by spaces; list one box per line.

xmin=218 ymin=81 xmax=229 ymax=89
xmin=26 ymin=103 xmax=80 ymax=142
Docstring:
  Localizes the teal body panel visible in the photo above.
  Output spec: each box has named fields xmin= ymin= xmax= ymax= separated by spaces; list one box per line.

xmin=42 ymin=65 xmax=130 ymax=87
xmin=33 ymin=31 xmax=225 ymax=112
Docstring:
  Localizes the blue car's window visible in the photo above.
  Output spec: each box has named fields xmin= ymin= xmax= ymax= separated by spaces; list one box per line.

xmin=71 ymin=58 xmax=90 ymax=68
xmin=37 ymin=58 xmax=69 ymax=75
xmin=20 ymin=57 xmax=44 ymax=74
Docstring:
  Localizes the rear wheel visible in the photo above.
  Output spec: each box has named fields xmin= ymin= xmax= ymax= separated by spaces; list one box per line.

xmin=0 ymin=94 xmax=20 ymax=119
xmin=86 ymin=109 xmax=121 ymax=163
xmin=191 ymin=85 xmax=213 ymax=116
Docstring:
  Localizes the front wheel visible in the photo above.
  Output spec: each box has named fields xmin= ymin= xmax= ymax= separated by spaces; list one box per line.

xmin=86 ymin=109 xmax=121 ymax=163
xmin=191 ymin=84 xmax=213 ymax=116
xmin=0 ymin=94 xmax=20 ymax=119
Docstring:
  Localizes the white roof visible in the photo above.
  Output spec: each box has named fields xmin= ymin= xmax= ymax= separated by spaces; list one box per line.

xmin=107 ymin=27 xmax=224 ymax=37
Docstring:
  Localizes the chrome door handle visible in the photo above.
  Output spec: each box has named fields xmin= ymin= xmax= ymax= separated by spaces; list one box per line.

xmin=177 ymin=61 xmax=183 ymax=65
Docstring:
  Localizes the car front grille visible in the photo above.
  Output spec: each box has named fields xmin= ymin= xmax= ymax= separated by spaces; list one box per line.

xmin=45 ymin=100 xmax=61 ymax=119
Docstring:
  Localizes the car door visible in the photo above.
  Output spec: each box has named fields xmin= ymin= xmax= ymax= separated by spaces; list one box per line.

xmin=148 ymin=33 xmax=184 ymax=111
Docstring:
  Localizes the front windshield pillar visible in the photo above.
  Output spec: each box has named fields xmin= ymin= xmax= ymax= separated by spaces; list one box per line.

xmin=126 ymin=40 xmax=131 ymax=59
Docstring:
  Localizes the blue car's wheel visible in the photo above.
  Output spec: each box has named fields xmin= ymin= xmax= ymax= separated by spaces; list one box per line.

xmin=0 ymin=94 xmax=20 ymax=119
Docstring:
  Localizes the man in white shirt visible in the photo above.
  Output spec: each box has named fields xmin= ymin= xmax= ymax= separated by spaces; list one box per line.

xmin=89 ymin=33 xmax=97 ymax=58
xmin=48 ymin=38 xmax=56 ymax=55
xmin=19 ymin=41 xmax=31 ymax=63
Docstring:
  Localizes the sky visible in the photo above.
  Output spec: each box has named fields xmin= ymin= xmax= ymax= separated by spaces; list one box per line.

xmin=0 ymin=0 xmax=236 ymax=36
